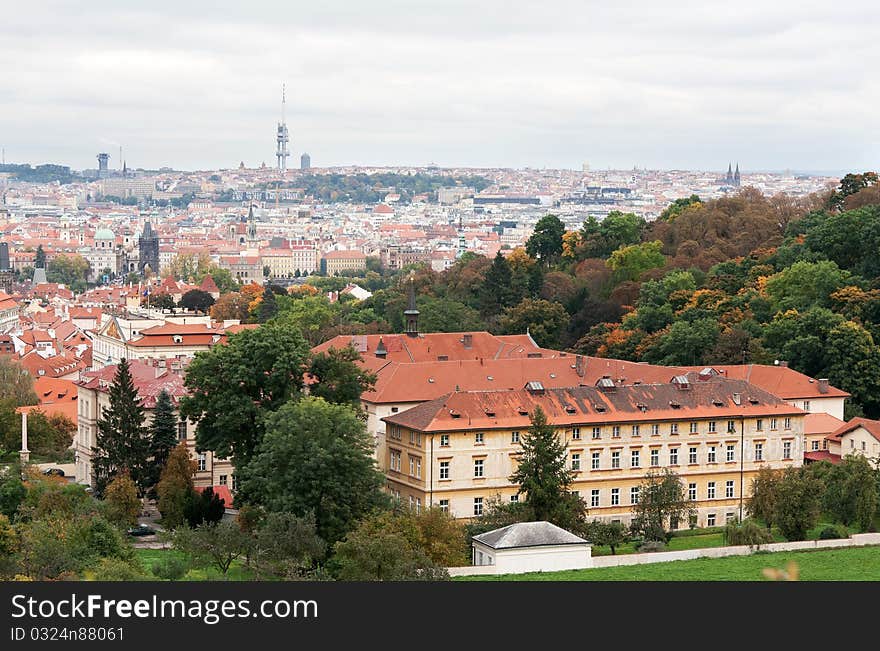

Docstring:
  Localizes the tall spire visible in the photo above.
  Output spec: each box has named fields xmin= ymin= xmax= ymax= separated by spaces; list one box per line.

xmin=404 ymin=272 xmax=420 ymax=337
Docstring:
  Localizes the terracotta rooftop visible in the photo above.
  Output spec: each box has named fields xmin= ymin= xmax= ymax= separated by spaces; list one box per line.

xmin=827 ymin=417 xmax=880 ymax=443
xmin=76 ymin=360 xmax=187 ymax=408
xmin=682 ymin=364 xmax=849 ymax=400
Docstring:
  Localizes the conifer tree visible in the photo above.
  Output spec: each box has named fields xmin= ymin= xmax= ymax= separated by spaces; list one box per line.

xmin=92 ymin=358 xmax=150 ymax=496
xmin=157 ymin=443 xmax=197 ymax=529
xmin=509 ymin=405 xmax=585 ymax=530
xmin=479 ymin=251 xmax=513 ymax=316
xmin=258 ymin=286 xmax=278 ymax=322
xmin=147 ymin=390 xmax=178 ymax=494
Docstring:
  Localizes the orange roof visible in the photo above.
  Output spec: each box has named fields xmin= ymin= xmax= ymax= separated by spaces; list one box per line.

xmin=683 ymin=365 xmax=849 ymax=400
xmin=804 ymin=450 xmax=841 ymax=464
xmin=827 ymin=417 xmax=880 ymax=443
xmin=17 ymin=377 xmax=79 ymax=422
xmin=384 ymin=377 xmax=804 ymax=433
xmin=803 ymin=412 xmax=845 ymax=436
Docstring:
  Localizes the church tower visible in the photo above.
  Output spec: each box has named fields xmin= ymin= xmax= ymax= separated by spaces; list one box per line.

xmin=246 ymin=204 xmax=257 ymax=244
xmin=138 ymin=220 xmax=159 ymax=277
xmin=734 ymin=163 xmax=741 ymax=187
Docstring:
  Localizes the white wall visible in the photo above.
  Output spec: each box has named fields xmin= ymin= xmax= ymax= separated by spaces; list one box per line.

xmin=470 ymin=541 xmax=592 ymax=575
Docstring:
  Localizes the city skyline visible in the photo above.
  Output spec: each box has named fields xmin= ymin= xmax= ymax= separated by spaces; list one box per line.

xmin=2 ymin=1 xmax=878 ymax=171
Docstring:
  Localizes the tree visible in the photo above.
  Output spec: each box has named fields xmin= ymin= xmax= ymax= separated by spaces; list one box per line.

xmin=497 ymin=298 xmax=570 ymax=350
xmin=823 ymin=454 xmax=878 ymax=530
xmin=0 ymin=469 xmax=26 ymax=519
xmin=210 ymin=292 xmax=251 ymax=322
xmin=156 ymin=443 xmax=196 ymax=529
xmin=34 ymin=245 xmax=46 ymax=269
xmin=829 ymin=172 xmax=879 ymax=211
xmin=180 ymin=321 xmax=311 ymax=466
xmin=184 ymin=486 xmax=226 ymax=528
xmin=607 ymin=240 xmax=666 ymax=283
xmin=102 ymin=472 xmax=141 ymax=527
xmin=630 ymin=469 xmax=695 ymax=543
xmin=416 ymin=296 xmax=483 ymax=333
xmin=764 ymin=260 xmax=854 ymax=311
xmin=147 ymin=390 xmax=178 ymax=493
xmin=479 ymin=252 xmax=514 ymax=315
xmin=167 ymin=251 xmax=212 ymax=282
xmin=237 ymin=397 xmax=387 ymax=546
xmin=257 ymin=286 xmax=278 ymax=322
xmin=179 ymin=289 xmax=215 ymax=313
xmin=525 ymin=215 xmax=565 ymax=265
xmin=724 ymin=518 xmax=774 ymax=548
xmin=583 ymin=520 xmax=628 ymax=555
xmin=46 ymin=254 xmax=90 ymax=291
xmin=747 ymin=465 xmax=781 ymax=531
xmin=251 ymin=512 xmax=326 ymax=579
xmin=307 ymin=346 xmax=377 ymax=408
xmin=172 ymin=521 xmax=251 ymax=575
xmin=509 ymin=406 xmax=585 ymax=531
xmin=0 ymin=357 xmax=38 ymax=405
xmin=332 ymin=511 xmax=448 ymax=581
xmin=774 ymin=467 xmax=822 ymax=541
xmin=151 ymin=555 xmax=189 ymax=581
xmin=92 ymin=358 xmax=150 ymax=495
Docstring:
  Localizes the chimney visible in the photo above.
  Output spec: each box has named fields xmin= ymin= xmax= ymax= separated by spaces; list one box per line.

xmin=575 ymin=355 xmax=585 ymax=378
xmin=375 ymin=337 xmax=387 ymax=359
xmin=462 ymin=333 xmax=472 ymax=349
xmin=779 ymin=361 xmax=788 ymax=368
xmin=818 ymin=378 xmax=829 ymax=394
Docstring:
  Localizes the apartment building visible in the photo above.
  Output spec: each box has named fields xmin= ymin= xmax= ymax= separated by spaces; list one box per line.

xmin=261 ymin=242 xmax=318 ymax=278
xmin=73 ymin=360 xmax=233 ymax=490
xmin=320 ymin=250 xmax=367 ymax=275
xmin=382 ymin=373 xmax=805 ymax=528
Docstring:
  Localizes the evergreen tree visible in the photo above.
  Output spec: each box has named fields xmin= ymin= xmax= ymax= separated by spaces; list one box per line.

xmin=34 ymin=245 xmax=46 ymax=269
xmin=157 ymin=443 xmax=196 ymax=529
xmin=258 ymin=286 xmax=278 ymax=322
xmin=509 ymin=406 xmax=585 ymax=530
xmin=479 ymin=251 xmax=513 ymax=316
xmin=92 ymin=358 xmax=150 ymax=496
xmin=147 ymin=390 xmax=178 ymax=494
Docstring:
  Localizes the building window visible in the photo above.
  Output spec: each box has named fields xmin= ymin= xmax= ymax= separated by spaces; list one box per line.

xmin=439 ymin=499 xmax=449 ymax=513
xmin=631 ymin=486 xmax=640 ymax=505
xmin=669 ymin=447 xmax=679 ymax=465
xmin=473 ymin=497 xmax=483 ymax=516
xmin=440 ymin=434 xmax=449 ymax=447
xmin=727 ymin=420 xmax=736 ymax=433
xmin=725 ymin=480 xmax=734 ymax=498
xmin=231 ymin=475 xmax=237 ymax=491
xmin=219 ymin=474 xmax=227 ymax=486
xmin=631 ymin=450 xmax=640 ymax=468
xmin=756 ymin=419 xmax=763 ymax=431
xmin=592 ymin=451 xmax=601 ymax=470
xmin=590 ymin=489 xmax=600 ymax=508
xmin=688 ymin=483 xmax=697 ymax=501
xmin=770 ymin=418 xmax=778 ymax=431
xmin=862 ymin=441 xmax=866 ymax=451
xmin=708 ymin=421 xmax=717 ymax=433
xmin=651 ymin=424 xmax=660 ymax=436
xmin=177 ymin=420 xmax=187 ymax=441
xmin=474 ymin=458 xmax=484 ymax=478
xmin=475 ymin=432 xmax=484 ymax=445
xmin=390 ymin=450 xmax=401 ymax=472
xmin=690 ymin=422 xmax=698 ymax=434
xmin=410 ymin=457 xmax=415 ymax=476
xmin=650 ymin=449 xmax=659 ymax=467
xmin=611 ymin=450 xmax=620 ymax=468
xmin=784 ymin=417 xmax=791 ymax=430
xmin=439 ymin=460 xmax=449 ymax=480
xmin=707 ymin=514 xmax=716 ymax=527
xmin=689 ymin=447 xmax=698 ymax=464
xmin=707 ymin=482 xmax=716 ymax=499
xmin=510 ymin=494 xmax=519 ymax=503
xmin=611 ymin=488 xmax=620 ymax=506
xmin=783 ymin=441 xmax=792 ymax=459
xmin=803 ymin=401 xmax=810 ymax=411
xmin=811 ymin=440 xmax=819 ymax=451
xmin=592 ymin=427 xmax=601 ymax=440
xmin=571 ymin=453 xmax=581 ymax=471
xmin=632 ymin=425 xmax=640 ymax=437
xmin=670 ymin=423 xmax=679 ymax=435
xmin=755 ymin=442 xmax=763 ymax=461
xmin=707 ymin=446 xmax=717 ymax=463
xmin=726 ymin=444 xmax=735 ymax=462
xmin=511 ymin=431 xmax=520 ymax=444
xmin=571 ymin=427 xmax=581 ymax=440
xmin=612 ymin=426 xmax=620 ymax=438
xmin=197 ymin=452 xmax=206 ymax=472
xmin=726 ymin=512 xmax=736 ymax=523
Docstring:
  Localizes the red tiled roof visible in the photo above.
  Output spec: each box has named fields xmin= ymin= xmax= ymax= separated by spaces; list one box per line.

xmin=682 ymin=365 xmax=849 ymax=399
xmin=196 ymin=485 xmax=234 ymax=508
xmin=827 ymin=417 xmax=880 ymax=443
xmin=804 ymin=412 xmax=845 ymax=436
xmin=804 ymin=450 xmax=841 ymax=464
xmin=76 ymin=360 xmax=187 ymax=407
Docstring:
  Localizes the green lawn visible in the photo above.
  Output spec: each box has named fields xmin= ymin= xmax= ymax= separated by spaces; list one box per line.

xmin=456 ymin=545 xmax=880 ymax=581
xmin=134 ymin=548 xmax=255 ymax=581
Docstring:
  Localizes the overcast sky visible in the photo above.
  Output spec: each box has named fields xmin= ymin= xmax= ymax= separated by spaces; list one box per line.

xmin=2 ymin=1 xmax=878 ymax=172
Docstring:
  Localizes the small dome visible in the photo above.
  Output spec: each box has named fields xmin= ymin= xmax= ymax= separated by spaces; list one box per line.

xmin=95 ymin=228 xmax=115 ymax=240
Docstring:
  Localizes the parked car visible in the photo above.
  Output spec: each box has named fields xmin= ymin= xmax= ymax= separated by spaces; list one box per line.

xmin=127 ymin=524 xmax=156 ymax=537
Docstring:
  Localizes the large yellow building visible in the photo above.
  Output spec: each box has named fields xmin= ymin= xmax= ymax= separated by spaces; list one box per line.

xmin=382 ymin=373 xmax=805 ymax=528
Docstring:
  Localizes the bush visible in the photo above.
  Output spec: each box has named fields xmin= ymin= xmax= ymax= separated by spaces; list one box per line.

xmin=818 ymin=525 xmax=847 ymax=540
xmin=725 ymin=518 xmax=774 ymax=548
xmin=637 ymin=540 xmax=666 ymax=553
xmin=87 ymin=557 xmax=149 ymax=581
xmin=152 ymin=555 xmax=190 ymax=581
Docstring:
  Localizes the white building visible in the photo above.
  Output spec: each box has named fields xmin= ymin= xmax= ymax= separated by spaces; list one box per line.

xmin=471 ymin=522 xmax=592 ymax=574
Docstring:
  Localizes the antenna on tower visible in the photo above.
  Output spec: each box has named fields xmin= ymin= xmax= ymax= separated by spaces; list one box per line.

xmin=276 ymin=83 xmax=290 ymax=172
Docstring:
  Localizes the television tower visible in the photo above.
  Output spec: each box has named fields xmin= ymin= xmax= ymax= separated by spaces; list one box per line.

xmin=276 ymin=84 xmax=290 ymax=171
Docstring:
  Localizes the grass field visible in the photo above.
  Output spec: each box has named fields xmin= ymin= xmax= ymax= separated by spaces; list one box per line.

xmin=134 ymin=548 xmax=254 ymax=581
xmin=456 ymin=545 xmax=880 ymax=581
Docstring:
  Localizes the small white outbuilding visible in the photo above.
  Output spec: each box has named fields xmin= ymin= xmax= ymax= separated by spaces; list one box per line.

xmin=471 ymin=521 xmax=592 ymax=575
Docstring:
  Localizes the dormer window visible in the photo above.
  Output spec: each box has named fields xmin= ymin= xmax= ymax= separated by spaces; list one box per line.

xmin=173 ymin=335 xmax=183 ymax=344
